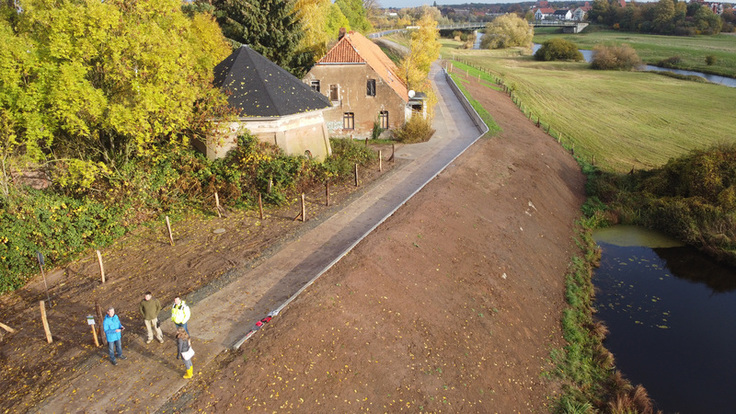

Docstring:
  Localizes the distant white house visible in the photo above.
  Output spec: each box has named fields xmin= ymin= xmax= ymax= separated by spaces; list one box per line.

xmin=553 ymin=9 xmax=573 ymax=20
xmin=573 ymin=2 xmax=592 ymax=21
xmin=534 ymin=7 xmax=555 ymax=19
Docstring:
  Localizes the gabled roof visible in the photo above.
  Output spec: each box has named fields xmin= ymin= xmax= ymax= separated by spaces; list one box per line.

xmin=316 ymin=31 xmax=409 ymax=102
xmin=536 ymin=7 xmax=555 ymax=13
xmin=213 ymin=46 xmax=331 ymax=118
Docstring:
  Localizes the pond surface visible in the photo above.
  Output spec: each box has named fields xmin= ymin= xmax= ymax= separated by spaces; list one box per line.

xmin=593 ymin=225 xmax=736 ymax=413
xmin=531 ymin=44 xmax=736 ymax=87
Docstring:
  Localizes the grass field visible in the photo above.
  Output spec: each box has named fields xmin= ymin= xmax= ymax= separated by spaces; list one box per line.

xmin=440 ymin=39 xmax=736 ymax=173
xmin=533 ymin=28 xmax=736 ymax=78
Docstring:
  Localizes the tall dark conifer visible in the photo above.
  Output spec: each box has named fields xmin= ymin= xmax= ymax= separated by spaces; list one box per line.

xmin=212 ymin=0 xmax=311 ymax=77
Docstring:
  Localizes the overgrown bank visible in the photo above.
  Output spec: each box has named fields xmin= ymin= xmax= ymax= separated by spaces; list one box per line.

xmin=0 ymin=136 xmax=377 ymax=293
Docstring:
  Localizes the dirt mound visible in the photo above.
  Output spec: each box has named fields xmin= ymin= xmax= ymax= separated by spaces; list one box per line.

xmin=181 ymin=74 xmax=586 ymax=412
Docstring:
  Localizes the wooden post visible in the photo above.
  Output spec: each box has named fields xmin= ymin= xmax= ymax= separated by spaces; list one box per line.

xmin=165 ymin=216 xmax=174 ymax=246
xmin=557 ymin=133 xmax=562 ymax=143
xmin=96 ymin=250 xmax=106 ymax=284
xmin=40 ymin=300 xmax=52 ymax=344
xmin=91 ymin=324 xmax=99 ymax=347
xmin=391 ymin=144 xmax=395 ymax=162
xmin=365 ymin=138 xmax=368 ymax=146
xmin=379 ymin=150 xmax=383 ymax=172
xmin=258 ymin=193 xmax=264 ymax=220
xmin=325 ymin=181 xmax=330 ymax=207
xmin=354 ymin=164 xmax=359 ymax=187
xmin=36 ymin=251 xmax=50 ymax=303
xmin=215 ymin=191 xmax=222 ymax=218
xmin=95 ymin=301 xmax=107 ymax=346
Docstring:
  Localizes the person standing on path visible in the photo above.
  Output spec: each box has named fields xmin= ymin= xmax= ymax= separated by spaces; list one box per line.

xmin=103 ymin=308 xmax=127 ymax=366
xmin=139 ymin=292 xmax=164 ymax=344
xmin=171 ymin=297 xmax=191 ymax=335
xmin=175 ymin=327 xmax=194 ymax=379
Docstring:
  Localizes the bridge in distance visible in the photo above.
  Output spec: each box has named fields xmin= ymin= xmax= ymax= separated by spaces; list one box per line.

xmin=369 ymin=20 xmax=588 ymax=39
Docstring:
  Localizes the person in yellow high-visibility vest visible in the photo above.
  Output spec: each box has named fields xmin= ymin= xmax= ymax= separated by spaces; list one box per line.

xmin=171 ymin=297 xmax=191 ymax=335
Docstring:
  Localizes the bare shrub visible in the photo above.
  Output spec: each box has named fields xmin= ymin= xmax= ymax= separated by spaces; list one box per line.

xmin=590 ymin=44 xmax=642 ymax=71
xmin=393 ymin=116 xmax=435 ymax=144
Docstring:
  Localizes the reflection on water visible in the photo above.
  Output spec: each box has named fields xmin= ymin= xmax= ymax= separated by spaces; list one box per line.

xmin=593 ymin=227 xmax=736 ymax=413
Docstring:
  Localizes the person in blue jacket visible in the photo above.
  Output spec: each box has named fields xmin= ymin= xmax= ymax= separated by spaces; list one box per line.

xmin=103 ymin=307 xmax=127 ymax=365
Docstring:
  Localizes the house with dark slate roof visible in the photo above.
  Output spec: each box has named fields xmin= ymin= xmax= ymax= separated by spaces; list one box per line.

xmin=199 ymin=45 xmax=333 ymax=160
xmin=303 ymin=29 xmax=426 ymax=139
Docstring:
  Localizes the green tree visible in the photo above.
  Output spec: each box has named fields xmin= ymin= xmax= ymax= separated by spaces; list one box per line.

xmin=653 ymin=0 xmax=676 ymax=33
xmin=0 ymin=0 xmax=230 ymax=187
xmin=694 ymin=5 xmax=722 ymax=34
xmin=534 ymin=38 xmax=584 ymax=62
xmin=335 ymin=0 xmax=372 ymax=34
xmin=213 ymin=0 xmax=312 ymax=76
xmin=481 ymin=13 xmax=533 ymax=49
xmin=400 ymin=13 xmax=440 ymax=90
xmin=326 ymin=3 xmax=351 ymax=38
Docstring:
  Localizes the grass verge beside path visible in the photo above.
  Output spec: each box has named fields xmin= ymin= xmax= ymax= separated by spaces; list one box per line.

xmin=534 ymin=29 xmax=736 ymax=78
xmin=442 ymin=45 xmax=736 ymax=173
xmin=446 ymin=69 xmax=502 ymax=136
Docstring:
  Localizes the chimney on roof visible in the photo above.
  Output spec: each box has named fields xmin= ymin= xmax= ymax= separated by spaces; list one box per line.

xmin=338 ymin=27 xmax=346 ymax=40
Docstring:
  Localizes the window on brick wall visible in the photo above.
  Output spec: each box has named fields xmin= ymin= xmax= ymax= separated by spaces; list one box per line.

xmin=343 ymin=112 xmax=354 ymax=129
xmin=366 ymin=79 xmax=376 ymax=96
xmin=379 ymin=111 xmax=389 ymax=129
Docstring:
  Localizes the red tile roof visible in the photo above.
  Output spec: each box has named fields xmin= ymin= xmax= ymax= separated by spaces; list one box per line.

xmin=317 ymin=31 xmax=408 ymax=102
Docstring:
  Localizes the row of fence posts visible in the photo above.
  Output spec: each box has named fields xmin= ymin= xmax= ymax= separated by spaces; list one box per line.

xmin=452 ymin=59 xmax=596 ymax=167
xmin=8 ymin=142 xmax=396 ymax=346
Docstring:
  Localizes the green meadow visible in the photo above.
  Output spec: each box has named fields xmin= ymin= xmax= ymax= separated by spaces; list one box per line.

xmin=533 ymin=28 xmax=736 ymax=78
xmin=440 ymin=40 xmax=736 ymax=173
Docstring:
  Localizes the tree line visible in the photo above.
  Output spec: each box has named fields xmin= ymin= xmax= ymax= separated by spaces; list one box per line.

xmin=589 ymin=0 xmax=728 ymax=35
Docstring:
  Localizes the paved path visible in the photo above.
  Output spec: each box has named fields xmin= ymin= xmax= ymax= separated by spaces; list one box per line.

xmin=35 ymin=63 xmax=486 ymax=413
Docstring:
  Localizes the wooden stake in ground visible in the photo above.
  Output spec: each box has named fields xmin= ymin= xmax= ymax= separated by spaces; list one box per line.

xmin=215 ymin=191 xmax=222 ymax=218
xmin=354 ymin=164 xmax=359 ymax=187
xmin=96 ymin=250 xmax=106 ymax=284
xmin=95 ymin=301 xmax=107 ymax=346
xmin=87 ymin=315 xmax=99 ymax=347
xmin=258 ymin=193 xmax=264 ymax=220
xmin=0 ymin=322 xmax=16 ymax=333
xmin=325 ymin=181 xmax=330 ymax=207
xmin=36 ymin=251 xmax=50 ymax=303
xmin=379 ymin=150 xmax=383 ymax=172
xmin=40 ymin=300 xmax=52 ymax=344
xmin=165 ymin=216 xmax=174 ymax=246
xmin=301 ymin=193 xmax=306 ymax=222
xmin=390 ymin=143 xmax=395 ymax=162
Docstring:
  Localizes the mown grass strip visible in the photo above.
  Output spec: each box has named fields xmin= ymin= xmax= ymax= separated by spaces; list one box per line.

xmin=446 ymin=70 xmax=502 ymax=135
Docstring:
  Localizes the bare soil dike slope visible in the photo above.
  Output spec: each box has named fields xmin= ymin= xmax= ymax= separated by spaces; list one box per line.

xmin=183 ymin=74 xmax=587 ymax=412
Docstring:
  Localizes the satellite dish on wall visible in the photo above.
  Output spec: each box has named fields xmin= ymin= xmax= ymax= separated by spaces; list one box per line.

xmin=408 ymin=90 xmax=416 ymax=98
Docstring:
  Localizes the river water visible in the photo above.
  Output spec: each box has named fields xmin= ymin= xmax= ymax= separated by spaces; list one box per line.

xmin=593 ymin=225 xmax=736 ymax=413
xmin=529 ymin=44 xmax=736 ymax=87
